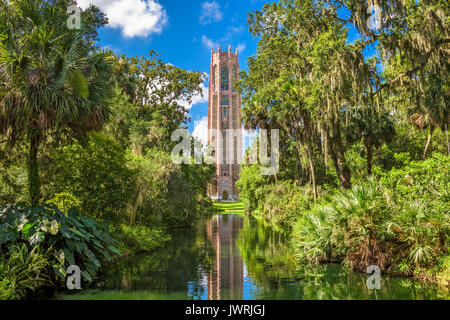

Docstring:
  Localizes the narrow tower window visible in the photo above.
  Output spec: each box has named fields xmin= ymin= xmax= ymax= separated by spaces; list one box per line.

xmin=221 ymin=65 xmax=229 ymax=91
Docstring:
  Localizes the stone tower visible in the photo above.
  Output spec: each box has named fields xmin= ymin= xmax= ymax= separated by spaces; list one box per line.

xmin=207 ymin=46 xmax=242 ymax=201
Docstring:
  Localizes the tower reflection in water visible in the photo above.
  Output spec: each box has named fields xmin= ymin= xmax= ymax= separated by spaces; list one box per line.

xmin=205 ymin=214 xmax=244 ymax=300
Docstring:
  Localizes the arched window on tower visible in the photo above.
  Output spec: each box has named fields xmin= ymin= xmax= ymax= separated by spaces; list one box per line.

xmin=221 ymin=65 xmax=229 ymax=91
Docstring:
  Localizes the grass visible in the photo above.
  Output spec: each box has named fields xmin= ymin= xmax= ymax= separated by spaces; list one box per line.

xmin=211 ymin=201 xmax=244 ymax=214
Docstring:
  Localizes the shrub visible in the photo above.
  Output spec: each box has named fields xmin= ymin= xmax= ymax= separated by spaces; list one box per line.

xmin=236 ymin=165 xmax=268 ymax=213
xmin=385 ymin=200 xmax=450 ymax=275
xmin=0 ymin=243 xmax=49 ymax=300
xmin=258 ymin=182 xmax=314 ymax=228
xmin=127 ymin=150 xmax=211 ymax=227
xmin=0 ymin=203 xmax=120 ymax=284
xmin=50 ymin=133 xmax=136 ymax=223
xmin=293 ymin=170 xmax=450 ymax=276
xmin=47 ymin=192 xmax=82 ymax=214
xmin=378 ymin=154 xmax=450 ymax=206
xmin=0 ymin=147 xmax=28 ymax=204
xmin=294 ymin=177 xmax=390 ymax=268
xmin=112 ymin=224 xmax=170 ymax=254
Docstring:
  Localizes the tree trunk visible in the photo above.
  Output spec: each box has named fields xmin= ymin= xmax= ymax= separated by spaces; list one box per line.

xmin=305 ymin=141 xmax=318 ymax=201
xmin=422 ymin=126 xmax=435 ymax=159
xmin=328 ymin=132 xmax=352 ymax=190
xmin=28 ymin=132 xmax=41 ymax=207
xmin=365 ymin=138 xmax=373 ymax=175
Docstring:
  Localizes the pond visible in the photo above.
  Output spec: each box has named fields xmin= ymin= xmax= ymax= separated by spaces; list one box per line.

xmin=60 ymin=213 xmax=446 ymax=300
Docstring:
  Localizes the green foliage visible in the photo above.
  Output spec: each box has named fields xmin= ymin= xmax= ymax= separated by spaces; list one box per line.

xmin=345 ymin=107 xmax=396 ymax=174
xmin=0 ymin=203 xmax=120 ymax=284
xmin=378 ymin=154 xmax=450 ymax=208
xmin=372 ymin=125 xmax=444 ymax=170
xmin=47 ymin=192 xmax=82 ymax=214
xmin=50 ymin=133 xmax=135 ymax=222
xmin=0 ymin=243 xmax=49 ymax=300
xmin=258 ymin=182 xmax=315 ymax=228
xmin=0 ymin=147 xmax=28 ymax=204
xmin=105 ymin=52 xmax=205 ymax=154
xmin=432 ymin=255 xmax=450 ymax=287
xmin=111 ymin=224 xmax=170 ymax=254
xmin=294 ymin=157 xmax=450 ymax=276
xmin=294 ymin=177 xmax=390 ymax=267
xmin=0 ymin=0 xmax=115 ymax=205
xmin=126 ymin=149 xmax=212 ymax=227
xmin=237 ymin=164 xmax=323 ymax=228
xmin=236 ymin=165 xmax=267 ymax=212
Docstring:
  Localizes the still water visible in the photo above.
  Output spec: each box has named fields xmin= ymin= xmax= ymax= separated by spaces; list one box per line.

xmin=61 ymin=213 xmax=446 ymax=300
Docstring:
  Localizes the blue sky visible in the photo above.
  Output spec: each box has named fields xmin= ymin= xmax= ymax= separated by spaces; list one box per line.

xmin=77 ymin=0 xmax=267 ymax=146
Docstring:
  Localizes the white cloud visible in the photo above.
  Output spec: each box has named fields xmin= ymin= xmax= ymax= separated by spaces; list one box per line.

xmin=192 ymin=116 xmax=209 ymax=148
xmin=229 ymin=25 xmax=244 ymax=34
xmin=178 ymin=73 xmax=209 ymax=110
xmin=77 ymin=0 xmax=167 ymax=38
xmin=199 ymin=1 xmax=223 ymax=25
xmin=237 ymin=43 xmax=246 ymax=53
xmin=201 ymin=25 xmax=245 ymax=51
xmin=201 ymin=35 xmax=219 ymax=50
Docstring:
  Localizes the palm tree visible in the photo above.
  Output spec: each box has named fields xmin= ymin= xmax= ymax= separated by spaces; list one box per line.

xmin=281 ymin=79 xmax=318 ymax=200
xmin=0 ymin=0 xmax=114 ymax=206
xmin=346 ymin=107 xmax=396 ymax=175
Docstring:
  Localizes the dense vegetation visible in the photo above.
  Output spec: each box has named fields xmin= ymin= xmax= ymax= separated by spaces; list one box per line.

xmin=236 ymin=0 xmax=449 ymax=287
xmin=0 ymin=0 xmax=213 ymax=299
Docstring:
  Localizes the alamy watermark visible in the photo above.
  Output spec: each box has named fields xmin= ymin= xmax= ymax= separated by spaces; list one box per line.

xmin=171 ymin=128 xmax=279 ymax=176
xmin=366 ymin=265 xmax=381 ymax=290
xmin=66 ymin=265 xmax=81 ymax=290
xmin=67 ymin=5 xmax=81 ymax=30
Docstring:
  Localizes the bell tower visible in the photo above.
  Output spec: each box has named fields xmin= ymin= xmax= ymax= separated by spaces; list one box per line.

xmin=207 ymin=46 xmax=242 ymax=201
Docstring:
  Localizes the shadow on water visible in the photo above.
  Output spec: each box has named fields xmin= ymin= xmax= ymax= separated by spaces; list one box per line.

xmin=60 ymin=213 xmax=447 ymax=300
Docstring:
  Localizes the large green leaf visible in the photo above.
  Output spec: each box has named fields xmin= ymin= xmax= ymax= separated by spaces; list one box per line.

xmin=20 ymin=222 xmax=34 ymax=239
xmin=49 ymin=220 xmax=59 ymax=235
xmin=62 ymin=248 xmax=75 ymax=266
xmin=108 ymin=245 xmax=121 ymax=255
xmin=29 ymin=231 xmax=45 ymax=246
xmin=81 ymin=270 xmax=92 ymax=282
xmin=68 ymin=227 xmax=86 ymax=239
xmin=53 ymin=264 xmax=66 ymax=278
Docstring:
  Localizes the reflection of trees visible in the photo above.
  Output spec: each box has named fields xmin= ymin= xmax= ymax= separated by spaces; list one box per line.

xmin=95 ymin=218 xmax=216 ymax=299
xmin=237 ymin=216 xmax=298 ymax=286
xmin=294 ymin=264 xmax=444 ymax=300
xmin=237 ymin=216 xmax=443 ymax=300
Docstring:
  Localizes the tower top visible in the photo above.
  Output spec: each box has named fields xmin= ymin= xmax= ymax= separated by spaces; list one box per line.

xmin=211 ymin=46 xmax=239 ymax=57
